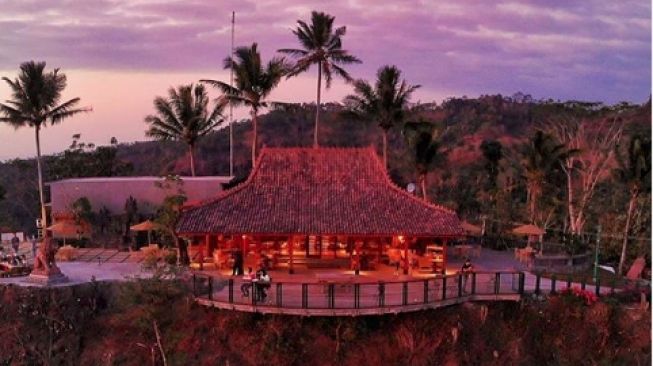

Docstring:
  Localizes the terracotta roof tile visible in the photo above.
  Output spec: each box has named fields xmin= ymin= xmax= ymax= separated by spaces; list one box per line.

xmin=176 ymin=147 xmax=463 ymax=237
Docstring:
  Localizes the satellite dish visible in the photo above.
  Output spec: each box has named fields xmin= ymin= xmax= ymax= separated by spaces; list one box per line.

xmin=406 ymin=183 xmax=416 ymax=193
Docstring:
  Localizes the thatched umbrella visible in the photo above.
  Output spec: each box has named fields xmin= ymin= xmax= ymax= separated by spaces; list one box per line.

xmin=512 ymin=224 xmax=546 ymax=248
xmin=47 ymin=221 xmax=84 ymax=245
xmin=130 ymin=220 xmax=163 ymax=245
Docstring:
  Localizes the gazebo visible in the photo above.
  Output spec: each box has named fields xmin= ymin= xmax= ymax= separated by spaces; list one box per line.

xmin=176 ymin=147 xmax=463 ymax=275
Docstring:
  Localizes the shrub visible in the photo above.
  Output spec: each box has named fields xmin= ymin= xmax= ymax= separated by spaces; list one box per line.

xmin=163 ymin=250 xmax=177 ymax=265
xmin=558 ymin=287 xmax=598 ymax=306
xmin=55 ymin=245 xmax=77 ymax=261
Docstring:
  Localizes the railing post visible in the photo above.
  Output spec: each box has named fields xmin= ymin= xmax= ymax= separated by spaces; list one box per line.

xmin=423 ymin=280 xmax=429 ymax=304
xmin=328 ymin=283 xmax=335 ymax=309
xmin=302 ymin=284 xmax=308 ymax=309
xmin=378 ymin=282 xmax=385 ymax=307
xmin=192 ymin=274 xmax=197 ymax=297
xmin=494 ymin=272 xmax=500 ymax=294
xmin=208 ymin=277 xmax=213 ymax=301
xmin=595 ymin=278 xmax=601 ymax=297
xmin=442 ymin=276 xmax=447 ymax=300
xmin=518 ymin=272 xmax=525 ymax=295
xmin=471 ymin=272 xmax=477 ymax=295
xmin=276 ymin=283 xmax=282 ymax=307
xmin=458 ymin=274 xmax=463 ymax=297
xmin=402 ymin=282 xmax=408 ymax=306
xmin=355 ymin=283 xmax=360 ymax=309
xmin=566 ymin=275 xmax=572 ymax=290
xmin=252 ymin=282 xmax=257 ymax=306
xmin=228 ymin=279 xmax=234 ymax=303
xmin=550 ymin=275 xmax=556 ymax=295
xmin=535 ymin=274 xmax=541 ymax=295
xmin=581 ymin=278 xmax=586 ymax=291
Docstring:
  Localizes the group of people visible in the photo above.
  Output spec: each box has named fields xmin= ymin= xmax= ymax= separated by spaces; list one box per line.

xmin=240 ymin=267 xmax=272 ymax=302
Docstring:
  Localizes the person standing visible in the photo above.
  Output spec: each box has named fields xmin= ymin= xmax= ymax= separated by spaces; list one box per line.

xmin=30 ymin=236 xmax=38 ymax=259
xmin=10 ymin=234 xmax=20 ymax=255
xmin=461 ymin=257 xmax=474 ymax=293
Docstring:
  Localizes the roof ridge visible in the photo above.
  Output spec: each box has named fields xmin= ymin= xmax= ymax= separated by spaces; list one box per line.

xmin=367 ymin=147 xmax=459 ymax=216
xmin=181 ymin=148 xmax=270 ymax=210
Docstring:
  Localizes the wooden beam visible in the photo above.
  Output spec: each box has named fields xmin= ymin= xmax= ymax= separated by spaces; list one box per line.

xmin=288 ymin=236 xmax=295 ymax=274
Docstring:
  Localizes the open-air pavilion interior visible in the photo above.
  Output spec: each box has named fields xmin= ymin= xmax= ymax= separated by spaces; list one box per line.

xmin=176 ymin=147 xmax=470 ymax=283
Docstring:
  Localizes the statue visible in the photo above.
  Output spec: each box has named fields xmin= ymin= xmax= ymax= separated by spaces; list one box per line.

xmin=27 ymin=232 xmax=67 ymax=285
xmin=32 ymin=235 xmax=62 ymax=276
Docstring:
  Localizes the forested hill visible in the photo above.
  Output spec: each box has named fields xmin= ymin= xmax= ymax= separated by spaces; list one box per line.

xmin=1 ymin=95 xmax=650 ymax=259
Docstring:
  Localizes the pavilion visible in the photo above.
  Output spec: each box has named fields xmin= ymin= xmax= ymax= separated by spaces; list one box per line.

xmin=176 ymin=147 xmax=463 ymax=275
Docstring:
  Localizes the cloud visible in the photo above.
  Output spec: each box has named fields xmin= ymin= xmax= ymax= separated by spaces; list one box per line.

xmin=0 ymin=0 xmax=649 ymax=103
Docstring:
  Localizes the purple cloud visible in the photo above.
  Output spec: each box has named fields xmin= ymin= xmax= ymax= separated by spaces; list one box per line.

xmin=0 ymin=0 xmax=650 ymax=103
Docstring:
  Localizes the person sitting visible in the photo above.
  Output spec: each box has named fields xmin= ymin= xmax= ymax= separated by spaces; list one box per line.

xmin=257 ymin=269 xmax=271 ymax=302
xmin=240 ymin=267 xmax=255 ymax=297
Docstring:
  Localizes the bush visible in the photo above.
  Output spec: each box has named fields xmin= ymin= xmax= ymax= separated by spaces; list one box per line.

xmin=55 ymin=245 xmax=77 ymax=261
xmin=163 ymin=251 xmax=177 ymax=265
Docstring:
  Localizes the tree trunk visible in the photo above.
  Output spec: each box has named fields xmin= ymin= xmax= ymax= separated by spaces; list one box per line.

xmin=314 ymin=62 xmax=322 ymax=148
xmin=188 ymin=144 xmax=196 ymax=176
xmin=565 ymin=168 xmax=577 ymax=233
xmin=251 ymin=110 xmax=258 ymax=166
xmin=177 ymin=236 xmax=190 ymax=266
xmin=35 ymin=125 xmax=48 ymax=229
xmin=382 ymin=129 xmax=388 ymax=169
xmin=421 ymin=173 xmax=428 ymax=201
xmin=617 ymin=192 xmax=637 ymax=276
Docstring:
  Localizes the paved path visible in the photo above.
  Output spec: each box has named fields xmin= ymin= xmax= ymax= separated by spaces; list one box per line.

xmin=0 ymin=262 xmax=150 ymax=287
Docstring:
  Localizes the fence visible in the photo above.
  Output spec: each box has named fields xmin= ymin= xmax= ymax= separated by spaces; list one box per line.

xmin=191 ymin=271 xmax=651 ymax=315
xmin=192 ymin=271 xmax=524 ymax=314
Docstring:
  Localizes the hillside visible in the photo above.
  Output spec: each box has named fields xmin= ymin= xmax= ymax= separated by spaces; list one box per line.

xmin=0 ymin=277 xmax=649 ymax=365
xmin=0 ymin=95 xmax=650 ymax=261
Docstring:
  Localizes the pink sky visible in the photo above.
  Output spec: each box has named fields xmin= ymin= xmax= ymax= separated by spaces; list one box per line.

xmin=0 ymin=0 xmax=650 ymax=160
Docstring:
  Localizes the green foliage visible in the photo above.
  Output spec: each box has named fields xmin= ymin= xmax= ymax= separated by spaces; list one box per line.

xmin=560 ymin=232 xmax=590 ymax=255
xmin=71 ymin=196 xmax=94 ymax=225
xmin=144 ymin=84 xmax=225 ymax=175
xmin=279 ymin=11 xmax=361 ymax=86
xmin=47 ymin=135 xmax=133 ymax=180
xmin=480 ymin=139 xmax=503 ymax=191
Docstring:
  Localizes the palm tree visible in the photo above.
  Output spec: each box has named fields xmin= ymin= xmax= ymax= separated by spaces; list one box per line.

xmin=0 ymin=61 xmax=90 ymax=228
xmin=344 ymin=65 xmax=420 ymax=168
xmin=279 ymin=11 xmax=361 ymax=147
xmin=520 ymin=131 xmax=572 ymax=224
xmin=403 ymin=121 xmax=442 ymax=201
xmin=145 ymin=84 xmax=224 ymax=176
xmin=202 ymin=43 xmax=286 ymax=166
xmin=614 ymin=136 xmax=651 ymax=275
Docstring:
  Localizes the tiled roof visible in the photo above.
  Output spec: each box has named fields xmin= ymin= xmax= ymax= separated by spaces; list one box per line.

xmin=176 ymin=147 xmax=463 ymax=237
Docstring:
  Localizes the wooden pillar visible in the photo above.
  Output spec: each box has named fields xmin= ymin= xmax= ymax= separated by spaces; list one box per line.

xmin=443 ymin=238 xmax=448 ymax=275
xmin=288 ymin=236 xmax=295 ymax=274
xmin=377 ymin=238 xmax=383 ymax=262
xmin=403 ymin=237 xmax=409 ymax=275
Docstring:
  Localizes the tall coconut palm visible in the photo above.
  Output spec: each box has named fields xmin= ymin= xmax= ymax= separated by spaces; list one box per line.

xmin=202 ymin=43 xmax=286 ymax=166
xmin=344 ymin=65 xmax=420 ymax=168
xmin=145 ymin=84 xmax=225 ymax=176
xmin=0 ymin=61 xmax=90 ymax=228
xmin=520 ymin=131 xmax=572 ymax=224
xmin=614 ymin=135 xmax=651 ymax=275
xmin=279 ymin=11 xmax=361 ymax=147
xmin=403 ymin=121 xmax=443 ymax=201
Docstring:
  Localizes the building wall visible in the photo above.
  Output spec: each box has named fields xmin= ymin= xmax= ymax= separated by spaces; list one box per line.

xmin=48 ymin=176 xmax=231 ymax=216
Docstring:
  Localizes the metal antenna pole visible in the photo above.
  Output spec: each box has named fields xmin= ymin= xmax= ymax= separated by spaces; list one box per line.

xmin=594 ymin=225 xmax=601 ymax=281
xmin=229 ymin=11 xmax=235 ymax=177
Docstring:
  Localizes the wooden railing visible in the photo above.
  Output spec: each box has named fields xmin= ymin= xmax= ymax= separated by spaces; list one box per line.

xmin=192 ymin=271 xmax=525 ymax=315
xmin=192 ymin=271 xmax=650 ymax=316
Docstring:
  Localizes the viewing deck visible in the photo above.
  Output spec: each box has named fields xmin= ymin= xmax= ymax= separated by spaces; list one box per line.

xmin=192 ymin=270 xmax=627 ymax=316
